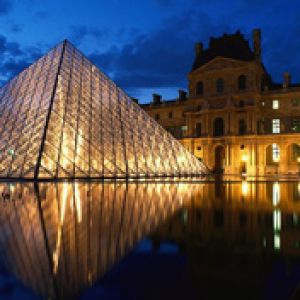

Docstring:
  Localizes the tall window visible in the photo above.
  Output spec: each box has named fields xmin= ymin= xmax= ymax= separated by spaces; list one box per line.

xmin=195 ymin=123 xmax=202 ymax=137
xmin=216 ymin=78 xmax=224 ymax=93
xmin=272 ymin=100 xmax=279 ymax=109
xmin=238 ymin=75 xmax=246 ymax=90
xmin=239 ymin=119 xmax=247 ymax=135
xmin=272 ymin=144 xmax=280 ymax=162
xmin=272 ymin=119 xmax=280 ymax=133
xmin=214 ymin=117 xmax=224 ymax=136
xmin=155 ymin=113 xmax=160 ymax=120
xmin=168 ymin=112 xmax=173 ymax=119
xmin=196 ymin=81 xmax=203 ymax=95
xmin=291 ymin=144 xmax=300 ymax=162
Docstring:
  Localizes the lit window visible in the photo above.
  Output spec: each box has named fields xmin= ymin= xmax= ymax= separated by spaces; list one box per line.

xmin=272 ymin=144 xmax=280 ymax=162
xmin=272 ymin=100 xmax=279 ymax=109
xmin=261 ymin=101 xmax=265 ymax=107
xmin=272 ymin=119 xmax=280 ymax=133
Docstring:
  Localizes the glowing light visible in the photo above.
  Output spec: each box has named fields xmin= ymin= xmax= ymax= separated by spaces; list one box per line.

xmin=274 ymin=233 xmax=281 ymax=250
xmin=297 ymin=157 xmax=300 ymax=163
xmin=241 ymin=154 xmax=248 ymax=162
xmin=272 ymin=143 xmax=280 ymax=162
xmin=272 ymin=182 xmax=280 ymax=206
xmin=74 ymin=183 xmax=82 ymax=223
xmin=273 ymin=210 xmax=281 ymax=231
xmin=241 ymin=180 xmax=248 ymax=196
xmin=53 ymin=183 xmax=69 ymax=274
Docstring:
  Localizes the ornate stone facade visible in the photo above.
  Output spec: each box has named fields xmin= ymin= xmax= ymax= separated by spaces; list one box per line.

xmin=141 ymin=29 xmax=300 ymax=176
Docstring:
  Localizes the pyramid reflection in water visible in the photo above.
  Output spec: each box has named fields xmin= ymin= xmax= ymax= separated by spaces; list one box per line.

xmin=0 ymin=182 xmax=196 ymax=299
xmin=0 ymin=40 xmax=206 ymax=179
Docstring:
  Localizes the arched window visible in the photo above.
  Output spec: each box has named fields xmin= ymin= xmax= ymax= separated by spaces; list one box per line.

xmin=216 ymin=78 xmax=224 ymax=93
xmin=214 ymin=117 xmax=224 ymax=136
xmin=238 ymin=75 xmax=246 ymax=90
xmin=196 ymin=81 xmax=203 ymax=95
xmin=195 ymin=123 xmax=202 ymax=137
xmin=239 ymin=119 xmax=247 ymax=135
xmin=290 ymin=143 xmax=300 ymax=162
xmin=266 ymin=144 xmax=280 ymax=164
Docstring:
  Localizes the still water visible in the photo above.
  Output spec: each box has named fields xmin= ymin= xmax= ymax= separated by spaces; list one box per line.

xmin=0 ymin=181 xmax=299 ymax=300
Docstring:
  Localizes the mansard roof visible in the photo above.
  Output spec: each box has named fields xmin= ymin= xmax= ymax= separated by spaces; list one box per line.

xmin=192 ymin=31 xmax=255 ymax=71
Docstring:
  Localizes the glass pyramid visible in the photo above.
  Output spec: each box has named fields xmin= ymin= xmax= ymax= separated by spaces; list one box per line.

xmin=0 ymin=40 xmax=206 ymax=179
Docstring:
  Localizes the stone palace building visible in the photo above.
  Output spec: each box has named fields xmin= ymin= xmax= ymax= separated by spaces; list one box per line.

xmin=141 ymin=29 xmax=300 ymax=176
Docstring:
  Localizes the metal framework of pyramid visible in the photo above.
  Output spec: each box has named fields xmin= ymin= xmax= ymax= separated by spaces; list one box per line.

xmin=0 ymin=40 xmax=207 ymax=179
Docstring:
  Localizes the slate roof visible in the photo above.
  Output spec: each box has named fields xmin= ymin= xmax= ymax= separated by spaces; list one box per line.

xmin=192 ymin=31 xmax=255 ymax=71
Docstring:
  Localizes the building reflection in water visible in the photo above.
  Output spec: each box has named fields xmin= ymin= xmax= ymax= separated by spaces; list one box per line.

xmin=0 ymin=181 xmax=300 ymax=299
xmin=150 ymin=181 xmax=300 ymax=300
xmin=0 ymin=182 xmax=195 ymax=299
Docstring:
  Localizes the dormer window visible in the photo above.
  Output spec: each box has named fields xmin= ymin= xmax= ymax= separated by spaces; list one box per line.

xmin=216 ymin=78 xmax=224 ymax=93
xmin=238 ymin=75 xmax=246 ymax=90
xmin=196 ymin=81 xmax=203 ymax=95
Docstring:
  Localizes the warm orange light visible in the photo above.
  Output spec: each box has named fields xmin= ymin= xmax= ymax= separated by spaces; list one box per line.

xmin=241 ymin=180 xmax=248 ymax=196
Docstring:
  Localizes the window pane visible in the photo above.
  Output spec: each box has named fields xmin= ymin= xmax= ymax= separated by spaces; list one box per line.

xmin=272 ymin=119 xmax=280 ymax=133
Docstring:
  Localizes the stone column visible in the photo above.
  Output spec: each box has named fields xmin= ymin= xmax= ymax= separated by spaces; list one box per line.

xmin=279 ymin=144 xmax=288 ymax=175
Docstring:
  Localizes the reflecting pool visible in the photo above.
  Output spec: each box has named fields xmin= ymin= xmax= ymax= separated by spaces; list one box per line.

xmin=0 ymin=181 xmax=299 ymax=299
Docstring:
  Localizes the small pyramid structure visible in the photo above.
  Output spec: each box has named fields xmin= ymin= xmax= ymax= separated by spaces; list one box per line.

xmin=0 ymin=40 xmax=207 ymax=179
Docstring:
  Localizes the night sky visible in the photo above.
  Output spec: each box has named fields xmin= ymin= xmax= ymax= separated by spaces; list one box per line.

xmin=0 ymin=0 xmax=299 ymax=103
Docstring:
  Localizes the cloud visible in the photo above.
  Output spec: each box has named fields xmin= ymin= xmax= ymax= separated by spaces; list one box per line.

xmin=0 ymin=0 xmax=12 ymax=15
xmin=10 ymin=23 xmax=22 ymax=33
xmin=0 ymin=35 xmax=23 ymax=57
xmin=70 ymin=25 xmax=109 ymax=45
xmin=0 ymin=35 xmax=44 ymax=83
xmin=87 ymin=10 xmax=229 ymax=93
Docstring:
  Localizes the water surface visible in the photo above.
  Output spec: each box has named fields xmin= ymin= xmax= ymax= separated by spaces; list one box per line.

xmin=0 ymin=181 xmax=299 ymax=300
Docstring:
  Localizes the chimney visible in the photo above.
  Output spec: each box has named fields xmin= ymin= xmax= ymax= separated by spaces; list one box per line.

xmin=195 ymin=42 xmax=203 ymax=57
xmin=178 ymin=90 xmax=187 ymax=101
xmin=131 ymin=97 xmax=139 ymax=104
xmin=152 ymin=93 xmax=162 ymax=104
xmin=252 ymin=29 xmax=261 ymax=60
xmin=283 ymin=72 xmax=291 ymax=88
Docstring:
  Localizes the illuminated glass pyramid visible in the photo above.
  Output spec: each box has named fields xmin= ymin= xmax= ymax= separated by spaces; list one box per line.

xmin=0 ymin=40 xmax=206 ymax=179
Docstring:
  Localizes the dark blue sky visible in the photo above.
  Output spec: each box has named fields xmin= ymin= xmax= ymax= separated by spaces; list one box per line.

xmin=0 ymin=0 xmax=299 ymax=103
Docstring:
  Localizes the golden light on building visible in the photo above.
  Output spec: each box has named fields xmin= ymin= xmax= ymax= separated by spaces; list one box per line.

xmin=142 ymin=29 xmax=300 ymax=177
